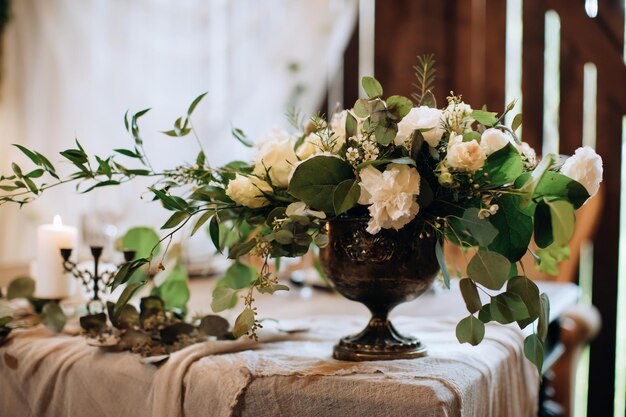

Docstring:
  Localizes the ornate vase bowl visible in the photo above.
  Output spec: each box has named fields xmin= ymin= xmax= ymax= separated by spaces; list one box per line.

xmin=319 ymin=217 xmax=440 ymax=361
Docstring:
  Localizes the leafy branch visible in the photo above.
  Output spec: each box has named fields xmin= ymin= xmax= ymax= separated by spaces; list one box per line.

xmin=411 ymin=54 xmax=437 ymax=107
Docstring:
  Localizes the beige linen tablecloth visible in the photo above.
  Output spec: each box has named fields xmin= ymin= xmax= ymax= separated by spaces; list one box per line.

xmin=0 ymin=313 xmax=538 ymax=417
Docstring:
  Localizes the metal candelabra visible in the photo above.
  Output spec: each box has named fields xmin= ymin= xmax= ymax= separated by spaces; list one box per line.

xmin=60 ymin=246 xmax=136 ymax=314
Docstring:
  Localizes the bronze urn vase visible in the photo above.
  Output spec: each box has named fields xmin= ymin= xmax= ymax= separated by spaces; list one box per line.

xmin=319 ymin=217 xmax=440 ymax=361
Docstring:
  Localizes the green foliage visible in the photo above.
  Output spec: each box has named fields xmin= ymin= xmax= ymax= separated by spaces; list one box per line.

xmin=288 ymin=156 xmax=354 ymax=214
xmin=233 ymin=307 xmax=255 ymax=338
xmin=524 ymin=334 xmax=544 ymax=376
xmin=455 ymin=315 xmax=484 ymax=345
xmin=481 ymin=144 xmax=523 ymax=186
xmin=7 ymin=276 xmax=35 ymax=300
xmin=467 ymin=250 xmax=510 ymax=291
xmin=487 ymin=195 xmax=533 ymax=262
xmin=471 ymin=110 xmax=498 ymax=127
xmin=459 ymin=278 xmax=481 ymax=313
xmin=151 ymin=265 xmax=190 ymax=314
xmin=536 ymin=243 xmax=570 ymax=275
xmin=411 ymin=54 xmax=437 ymax=107
xmin=361 ymin=76 xmax=383 ymax=99
xmin=118 ymin=227 xmax=161 ymax=259
xmin=459 ymin=208 xmax=499 ymax=247
xmin=435 ymin=240 xmax=450 ymax=289
xmin=41 ymin=303 xmax=67 ymax=334
xmin=333 ymin=180 xmax=360 ymax=215
xmin=489 ymin=292 xmax=529 ymax=324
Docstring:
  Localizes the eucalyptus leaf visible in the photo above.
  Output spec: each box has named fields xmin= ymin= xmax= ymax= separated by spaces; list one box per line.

xmin=467 ymin=250 xmax=510 ymax=291
xmin=288 ymin=156 xmax=354 ymax=214
xmin=471 ymin=110 xmax=498 ymax=126
xmin=114 ymin=282 xmax=146 ymax=319
xmin=534 ymin=201 xmax=553 ymax=248
xmin=506 ymin=276 xmax=540 ymax=320
xmin=41 ymin=302 xmax=66 ymax=333
xmin=524 ymin=334 xmax=544 ymax=376
xmin=211 ymin=286 xmax=239 ymax=312
xmin=481 ymin=144 xmax=523 ymax=186
xmin=155 ymin=265 xmax=190 ymax=312
xmin=198 ymin=315 xmax=230 ymax=337
xmin=487 ymin=195 xmax=533 ymax=262
xmin=490 ymin=292 xmax=530 ymax=324
xmin=537 ymin=293 xmax=550 ymax=342
xmin=333 ymin=180 xmax=361 ymax=215
xmin=217 ymin=261 xmax=257 ymax=290
xmin=460 ymin=278 xmax=482 ymax=313
xmin=361 ymin=76 xmax=383 ymax=98
xmin=455 ymin=315 xmax=485 ymax=346
xmin=233 ymin=307 xmax=255 ymax=338
xmin=7 ymin=276 xmax=35 ymax=300
xmin=546 ymin=199 xmax=575 ymax=246
xmin=119 ymin=227 xmax=161 ymax=259
xmin=460 ymin=208 xmax=498 ymax=247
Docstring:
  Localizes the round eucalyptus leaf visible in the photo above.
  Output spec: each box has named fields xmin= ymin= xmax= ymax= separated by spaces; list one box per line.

xmin=7 ymin=276 xmax=35 ymax=300
xmin=41 ymin=302 xmax=67 ymax=334
xmin=455 ymin=315 xmax=485 ymax=346
xmin=198 ymin=315 xmax=230 ymax=338
xmin=467 ymin=250 xmax=510 ymax=291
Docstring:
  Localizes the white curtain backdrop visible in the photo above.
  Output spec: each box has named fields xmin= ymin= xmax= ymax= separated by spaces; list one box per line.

xmin=0 ymin=0 xmax=357 ymax=264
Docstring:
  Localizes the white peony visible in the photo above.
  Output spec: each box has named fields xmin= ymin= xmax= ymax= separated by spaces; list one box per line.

xmin=253 ymin=130 xmax=298 ymax=188
xmin=226 ymin=174 xmax=273 ymax=209
xmin=560 ymin=146 xmax=603 ymax=198
xmin=446 ymin=136 xmax=487 ymax=172
xmin=480 ymin=128 xmax=510 ymax=155
xmin=358 ymin=164 xmax=421 ymax=234
xmin=394 ymin=106 xmax=445 ymax=148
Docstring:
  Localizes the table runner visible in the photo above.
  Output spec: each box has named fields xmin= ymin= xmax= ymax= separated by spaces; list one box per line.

xmin=0 ymin=315 xmax=538 ymax=417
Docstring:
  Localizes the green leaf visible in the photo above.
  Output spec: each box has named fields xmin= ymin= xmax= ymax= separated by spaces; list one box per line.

xmin=156 ymin=265 xmax=190 ymax=311
xmin=162 ymin=211 xmax=191 ymax=230
xmin=478 ymin=304 xmax=492 ymax=322
xmin=345 ymin=112 xmax=358 ymax=138
xmin=481 ymin=144 xmax=523 ymax=186
xmin=233 ymin=307 xmax=255 ymax=338
xmin=515 ymin=154 xmax=555 ymax=207
xmin=119 ymin=227 xmax=161 ymax=259
xmin=191 ymin=211 xmax=212 ymax=237
xmin=488 ymin=194 xmax=533 ymax=262
xmin=536 ymin=243 xmax=570 ymax=275
xmin=546 ymin=199 xmax=575 ymax=246
xmin=7 ymin=277 xmax=35 ymax=300
xmin=228 ymin=239 xmax=257 ymax=259
xmin=455 ymin=315 xmax=485 ymax=346
xmin=506 ymin=276 xmax=540 ymax=320
xmin=460 ymin=208 xmax=499 ymax=247
xmin=288 ymin=156 xmax=355 ymax=214
xmin=435 ymin=240 xmax=450 ymax=289
xmin=111 ymin=258 xmax=149 ymax=291
xmin=361 ymin=76 xmax=383 ymax=98
xmin=114 ymin=282 xmax=146 ymax=319
xmin=80 ymin=313 xmax=107 ymax=332
xmin=114 ymin=148 xmax=142 ymax=158
xmin=333 ymin=180 xmax=361 ymax=215
xmin=25 ymin=169 xmax=44 ymax=179
xmin=187 ymin=92 xmax=208 ymax=116
xmin=211 ymin=286 xmax=239 ymax=312
xmin=471 ymin=110 xmax=498 ymax=126
xmin=534 ymin=201 xmax=553 ymax=248
xmin=387 ymin=95 xmax=413 ymax=118
xmin=150 ymin=188 xmax=188 ymax=211
xmin=490 ymin=292 xmax=530 ymax=324
xmin=537 ymin=293 xmax=550 ymax=342
xmin=515 ymin=171 xmax=589 ymax=209
xmin=460 ymin=278 xmax=482 ymax=313
xmin=353 ymin=99 xmax=369 ymax=118
xmin=41 ymin=302 xmax=67 ymax=333
xmin=232 ymin=128 xmax=254 ymax=147
xmin=511 ymin=113 xmax=522 ymax=132
xmin=467 ymin=250 xmax=510 ymax=291
xmin=524 ymin=334 xmax=544 ymax=376
xmin=11 ymin=163 xmax=22 ymax=177
xmin=217 ymin=261 xmax=257 ymax=290
xmin=13 ymin=144 xmax=42 ymax=166
xmin=373 ymin=124 xmax=397 ymax=146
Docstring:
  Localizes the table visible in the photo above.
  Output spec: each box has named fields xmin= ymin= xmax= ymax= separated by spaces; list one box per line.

xmin=0 ymin=277 xmax=578 ymax=417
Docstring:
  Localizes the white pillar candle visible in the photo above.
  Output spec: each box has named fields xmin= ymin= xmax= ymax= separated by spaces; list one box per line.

xmin=34 ymin=215 xmax=78 ymax=299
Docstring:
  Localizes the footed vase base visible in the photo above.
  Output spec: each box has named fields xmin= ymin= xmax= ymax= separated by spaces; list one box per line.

xmin=332 ymin=317 xmax=427 ymax=361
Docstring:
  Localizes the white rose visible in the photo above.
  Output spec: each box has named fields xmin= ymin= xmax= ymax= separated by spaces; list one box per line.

xmin=560 ymin=146 xmax=603 ymax=198
xmin=480 ymin=128 xmax=510 ymax=155
xmin=514 ymin=141 xmax=537 ymax=168
xmin=358 ymin=164 xmax=421 ymax=234
xmin=443 ymin=101 xmax=474 ymax=133
xmin=253 ymin=130 xmax=298 ymax=188
xmin=330 ymin=110 xmax=348 ymax=141
xmin=446 ymin=137 xmax=486 ymax=172
xmin=394 ymin=106 xmax=444 ymax=148
xmin=226 ymin=174 xmax=272 ymax=209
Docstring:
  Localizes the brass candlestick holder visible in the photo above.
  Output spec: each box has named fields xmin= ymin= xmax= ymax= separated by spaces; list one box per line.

xmin=60 ymin=246 xmax=136 ymax=314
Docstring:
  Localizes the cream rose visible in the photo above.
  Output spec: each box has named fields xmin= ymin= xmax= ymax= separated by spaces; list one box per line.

xmin=226 ymin=174 xmax=272 ymax=209
xmin=393 ymin=106 xmax=444 ymax=148
xmin=480 ymin=128 xmax=510 ymax=155
xmin=446 ymin=137 xmax=486 ymax=172
xmin=358 ymin=164 xmax=421 ymax=234
xmin=560 ymin=146 xmax=603 ymax=198
xmin=253 ymin=130 xmax=298 ymax=188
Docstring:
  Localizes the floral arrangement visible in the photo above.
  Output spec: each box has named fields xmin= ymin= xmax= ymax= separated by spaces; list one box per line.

xmin=0 ymin=56 xmax=603 ymax=372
